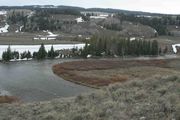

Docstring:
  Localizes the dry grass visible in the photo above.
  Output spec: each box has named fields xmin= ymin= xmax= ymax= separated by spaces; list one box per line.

xmin=0 ymin=96 xmax=19 ymax=104
xmin=52 ymin=59 xmax=178 ymax=88
xmin=0 ymin=75 xmax=179 ymax=120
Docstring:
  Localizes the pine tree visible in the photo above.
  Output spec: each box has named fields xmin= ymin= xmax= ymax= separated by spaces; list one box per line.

xmin=81 ymin=42 xmax=89 ymax=58
xmin=163 ymin=46 xmax=168 ymax=54
xmin=37 ymin=43 xmax=47 ymax=60
xmin=2 ymin=45 xmax=12 ymax=61
xmin=48 ymin=45 xmax=55 ymax=59
xmin=27 ymin=51 xmax=32 ymax=59
xmin=151 ymin=40 xmax=159 ymax=55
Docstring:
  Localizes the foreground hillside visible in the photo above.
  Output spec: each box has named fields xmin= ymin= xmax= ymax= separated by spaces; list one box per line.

xmin=0 ymin=75 xmax=179 ymax=120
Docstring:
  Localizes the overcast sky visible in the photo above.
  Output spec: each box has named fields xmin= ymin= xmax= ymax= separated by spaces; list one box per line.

xmin=1 ymin=0 xmax=180 ymax=14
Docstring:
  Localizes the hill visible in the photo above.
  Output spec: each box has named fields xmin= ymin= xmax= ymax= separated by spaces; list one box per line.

xmin=0 ymin=75 xmax=179 ymax=120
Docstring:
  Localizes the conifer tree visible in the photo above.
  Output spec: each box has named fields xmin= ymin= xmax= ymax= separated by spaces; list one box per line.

xmin=37 ymin=43 xmax=47 ymax=60
xmin=48 ymin=45 xmax=55 ymax=59
xmin=2 ymin=45 xmax=12 ymax=61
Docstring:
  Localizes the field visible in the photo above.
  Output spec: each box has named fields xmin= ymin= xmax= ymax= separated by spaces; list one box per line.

xmin=0 ymin=32 xmax=81 ymax=45
xmin=53 ymin=58 xmax=180 ymax=88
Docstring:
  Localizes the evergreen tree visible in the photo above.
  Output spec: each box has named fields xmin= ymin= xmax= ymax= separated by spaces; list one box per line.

xmin=163 ymin=46 xmax=168 ymax=54
xmin=81 ymin=42 xmax=89 ymax=58
xmin=27 ymin=51 xmax=32 ymax=59
xmin=2 ymin=45 xmax=12 ymax=61
xmin=37 ymin=43 xmax=47 ymax=60
xmin=21 ymin=51 xmax=27 ymax=59
xmin=48 ymin=45 xmax=56 ymax=59
xmin=12 ymin=51 xmax=19 ymax=60
xmin=151 ymin=40 xmax=159 ymax=55
xmin=81 ymin=36 xmax=160 ymax=57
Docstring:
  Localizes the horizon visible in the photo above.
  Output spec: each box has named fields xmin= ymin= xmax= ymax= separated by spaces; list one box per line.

xmin=0 ymin=0 xmax=180 ymax=15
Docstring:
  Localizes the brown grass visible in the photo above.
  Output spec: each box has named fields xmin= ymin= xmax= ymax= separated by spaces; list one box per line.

xmin=52 ymin=59 xmax=175 ymax=88
xmin=0 ymin=96 xmax=19 ymax=104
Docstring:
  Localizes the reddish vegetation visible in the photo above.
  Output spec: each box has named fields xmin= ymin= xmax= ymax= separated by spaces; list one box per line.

xmin=0 ymin=96 xmax=19 ymax=104
xmin=52 ymin=59 xmax=168 ymax=88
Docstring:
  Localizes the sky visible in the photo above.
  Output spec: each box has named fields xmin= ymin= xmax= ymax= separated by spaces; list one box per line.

xmin=0 ymin=0 xmax=180 ymax=14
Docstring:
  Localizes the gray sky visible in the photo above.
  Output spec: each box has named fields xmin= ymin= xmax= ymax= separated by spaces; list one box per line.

xmin=1 ymin=0 xmax=180 ymax=14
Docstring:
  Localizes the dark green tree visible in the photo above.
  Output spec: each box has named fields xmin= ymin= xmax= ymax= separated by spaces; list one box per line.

xmin=37 ymin=43 xmax=47 ymax=60
xmin=151 ymin=40 xmax=159 ymax=55
xmin=48 ymin=45 xmax=56 ymax=59
xmin=27 ymin=51 xmax=32 ymax=59
xmin=2 ymin=45 xmax=12 ymax=61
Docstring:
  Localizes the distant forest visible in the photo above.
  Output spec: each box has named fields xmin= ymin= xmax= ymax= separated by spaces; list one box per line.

xmin=5 ymin=6 xmax=180 ymax=35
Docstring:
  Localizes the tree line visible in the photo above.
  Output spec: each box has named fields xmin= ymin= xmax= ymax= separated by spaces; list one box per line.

xmin=2 ymin=44 xmax=80 ymax=62
xmin=116 ymin=13 xmax=180 ymax=35
xmin=1 ymin=38 xmax=167 ymax=61
xmin=81 ymin=36 xmax=166 ymax=58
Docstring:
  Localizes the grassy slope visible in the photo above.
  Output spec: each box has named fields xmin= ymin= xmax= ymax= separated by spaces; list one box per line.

xmin=0 ymin=75 xmax=179 ymax=120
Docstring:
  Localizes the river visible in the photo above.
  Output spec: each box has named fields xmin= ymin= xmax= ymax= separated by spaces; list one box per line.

xmin=0 ymin=59 xmax=93 ymax=102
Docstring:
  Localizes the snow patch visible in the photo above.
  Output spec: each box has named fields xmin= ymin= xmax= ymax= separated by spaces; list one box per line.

xmin=172 ymin=44 xmax=180 ymax=53
xmin=27 ymin=11 xmax=34 ymax=18
xmin=130 ymin=37 xmax=136 ymax=41
xmin=34 ymin=30 xmax=58 ymax=40
xmin=76 ymin=17 xmax=84 ymax=23
xmin=0 ymin=23 xmax=9 ymax=33
xmin=90 ymin=16 xmax=108 ymax=19
xmin=0 ymin=10 xmax=7 ymax=15
xmin=87 ymin=54 xmax=92 ymax=58
xmin=15 ymin=26 xmax=24 ymax=33
xmin=154 ymin=29 xmax=157 ymax=33
xmin=47 ymin=31 xmax=58 ymax=37
xmin=20 ymin=26 xmax=24 ymax=31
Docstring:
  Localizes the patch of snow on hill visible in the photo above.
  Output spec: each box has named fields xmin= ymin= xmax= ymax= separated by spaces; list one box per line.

xmin=130 ymin=37 xmax=136 ymax=41
xmin=34 ymin=31 xmax=58 ymax=40
xmin=154 ymin=29 xmax=157 ymax=33
xmin=90 ymin=16 xmax=107 ymax=19
xmin=47 ymin=31 xmax=58 ymax=37
xmin=76 ymin=17 xmax=84 ymax=23
xmin=20 ymin=26 xmax=24 ymax=31
xmin=0 ymin=10 xmax=7 ymax=15
xmin=15 ymin=26 xmax=24 ymax=33
xmin=0 ymin=23 xmax=9 ymax=33
xmin=172 ymin=44 xmax=180 ymax=53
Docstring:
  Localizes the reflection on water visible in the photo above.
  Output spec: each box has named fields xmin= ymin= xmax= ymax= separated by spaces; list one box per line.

xmin=0 ymin=59 xmax=93 ymax=102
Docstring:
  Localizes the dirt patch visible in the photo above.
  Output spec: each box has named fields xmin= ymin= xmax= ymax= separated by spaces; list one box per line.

xmin=52 ymin=59 xmax=179 ymax=88
xmin=0 ymin=96 xmax=19 ymax=104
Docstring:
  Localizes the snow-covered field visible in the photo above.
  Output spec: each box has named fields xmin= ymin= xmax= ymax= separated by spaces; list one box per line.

xmin=0 ymin=23 xmax=9 ymax=33
xmin=0 ymin=44 xmax=85 ymax=59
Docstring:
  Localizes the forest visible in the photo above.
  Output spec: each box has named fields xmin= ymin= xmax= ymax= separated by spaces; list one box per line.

xmin=81 ymin=36 xmax=161 ymax=57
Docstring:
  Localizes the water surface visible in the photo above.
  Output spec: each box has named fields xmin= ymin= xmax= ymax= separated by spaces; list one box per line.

xmin=0 ymin=59 xmax=93 ymax=102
